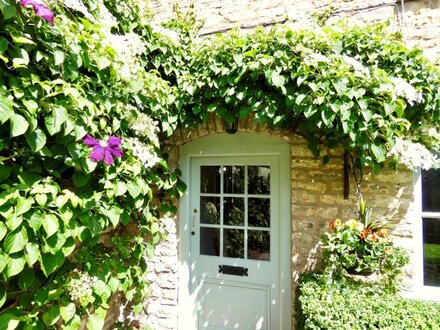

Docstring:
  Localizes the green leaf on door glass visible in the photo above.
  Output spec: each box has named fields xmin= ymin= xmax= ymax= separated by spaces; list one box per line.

xmin=10 ymin=113 xmax=29 ymax=137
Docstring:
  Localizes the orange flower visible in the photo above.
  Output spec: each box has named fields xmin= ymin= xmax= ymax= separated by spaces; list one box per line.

xmin=329 ymin=220 xmax=335 ymax=231
xmin=359 ymin=231 xmax=366 ymax=239
xmin=372 ymin=233 xmax=377 ymax=242
xmin=364 ymin=228 xmax=372 ymax=235
xmin=378 ymin=229 xmax=387 ymax=237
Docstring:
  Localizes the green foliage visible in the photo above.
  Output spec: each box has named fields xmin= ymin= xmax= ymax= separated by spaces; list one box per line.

xmin=297 ymin=274 xmax=440 ymax=330
xmin=156 ymin=22 xmax=440 ymax=169
xmin=0 ymin=0 xmax=183 ymax=328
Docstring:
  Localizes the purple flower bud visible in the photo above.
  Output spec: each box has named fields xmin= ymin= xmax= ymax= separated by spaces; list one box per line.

xmin=19 ymin=0 xmax=54 ymax=25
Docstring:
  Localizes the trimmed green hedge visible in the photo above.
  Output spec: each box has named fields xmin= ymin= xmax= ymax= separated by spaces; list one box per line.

xmin=297 ymin=274 xmax=440 ymax=330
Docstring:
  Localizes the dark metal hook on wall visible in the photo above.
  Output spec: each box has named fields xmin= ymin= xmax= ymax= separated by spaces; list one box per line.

xmin=343 ymin=151 xmax=363 ymax=199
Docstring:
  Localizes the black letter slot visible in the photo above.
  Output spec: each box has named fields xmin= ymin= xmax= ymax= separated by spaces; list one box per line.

xmin=218 ymin=265 xmax=248 ymax=277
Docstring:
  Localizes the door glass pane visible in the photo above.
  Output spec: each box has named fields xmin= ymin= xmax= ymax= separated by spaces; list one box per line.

xmin=423 ymin=217 xmax=440 ymax=286
xmin=200 ymin=227 xmax=220 ymax=256
xmin=248 ymin=166 xmax=270 ymax=195
xmin=224 ymin=166 xmax=244 ymax=194
xmin=248 ymin=198 xmax=270 ymax=228
xmin=200 ymin=197 xmax=220 ymax=224
xmin=201 ymin=166 xmax=221 ymax=193
xmin=248 ymin=230 xmax=270 ymax=261
xmin=224 ymin=197 xmax=244 ymax=226
xmin=223 ymin=229 xmax=244 ymax=258
xmin=422 ymin=169 xmax=440 ymax=212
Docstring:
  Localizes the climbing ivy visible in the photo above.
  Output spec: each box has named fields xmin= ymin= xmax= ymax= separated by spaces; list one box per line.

xmin=0 ymin=0 xmax=183 ymax=328
xmin=1 ymin=0 xmax=440 ymax=328
xmin=154 ymin=22 xmax=440 ymax=171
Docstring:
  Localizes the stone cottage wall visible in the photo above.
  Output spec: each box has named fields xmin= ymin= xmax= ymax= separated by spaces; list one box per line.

xmin=150 ymin=0 xmax=440 ymax=61
xmin=141 ymin=114 xmax=416 ymax=329
xmin=139 ymin=0 xmax=436 ymax=328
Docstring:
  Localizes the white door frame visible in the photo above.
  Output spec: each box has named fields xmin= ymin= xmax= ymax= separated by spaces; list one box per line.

xmin=178 ymin=133 xmax=291 ymax=329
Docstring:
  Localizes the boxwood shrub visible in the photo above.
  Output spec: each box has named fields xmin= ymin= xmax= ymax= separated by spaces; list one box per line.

xmin=297 ymin=274 xmax=440 ymax=330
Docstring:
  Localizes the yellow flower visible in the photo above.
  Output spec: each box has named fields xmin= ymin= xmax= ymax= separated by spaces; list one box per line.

xmin=334 ymin=219 xmax=342 ymax=228
xmin=346 ymin=219 xmax=358 ymax=230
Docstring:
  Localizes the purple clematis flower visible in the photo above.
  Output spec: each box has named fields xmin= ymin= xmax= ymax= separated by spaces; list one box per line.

xmin=83 ymin=135 xmax=123 ymax=165
xmin=19 ymin=0 xmax=54 ymax=25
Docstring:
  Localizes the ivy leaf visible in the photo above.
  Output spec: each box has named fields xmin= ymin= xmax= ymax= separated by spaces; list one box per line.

xmin=114 ymin=181 xmax=127 ymax=196
xmin=24 ymin=242 xmax=40 ymax=267
xmin=10 ymin=113 xmax=29 ymax=137
xmin=42 ymin=214 xmax=59 ymax=238
xmin=0 ymin=94 xmax=13 ymax=124
xmin=0 ymin=222 xmax=7 ymax=241
xmin=1 ymin=4 xmax=16 ymax=20
xmin=60 ymin=303 xmax=76 ymax=323
xmin=53 ymin=50 xmax=64 ymax=66
xmin=42 ymin=305 xmax=60 ymax=327
xmin=40 ymin=251 xmax=65 ymax=276
xmin=26 ymin=128 xmax=46 ymax=152
xmin=0 ymin=313 xmax=20 ymax=330
xmin=0 ymin=284 xmax=6 ymax=308
xmin=27 ymin=210 xmax=43 ymax=231
xmin=18 ymin=268 xmax=35 ymax=290
xmin=6 ymin=253 xmax=26 ymax=277
xmin=127 ymin=181 xmax=141 ymax=198
xmin=72 ymin=172 xmax=90 ymax=188
xmin=270 ymin=71 xmax=285 ymax=88
xmin=16 ymin=197 xmax=34 ymax=216
xmin=86 ymin=309 xmax=106 ymax=330
xmin=3 ymin=228 xmax=28 ymax=254
xmin=6 ymin=214 xmax=22 ymax=231
xmin=370 ymin=144 xmax=386 ymax=163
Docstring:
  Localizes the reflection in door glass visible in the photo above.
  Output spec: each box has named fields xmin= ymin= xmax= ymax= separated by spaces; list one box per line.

xmin=223 ymin=229 xmax=244 ymax=258
xmin=200 ymin=227 xmax=220 ymax=256
xmin=200 ymin=197 xmax=220 ymax=224
xmin=200 ymin=166 xmax=221 ymax=193
xmin=248 ymin=198 xmax=270 ymax=228
xmin=248 ymin=230 xmax=270 ymax=261
xmin=224 ymin=197 xmax=244 ymax=226
xmin=248 ymin=166 xmax=270 ymax=195
xmin=224 ymin=166 xmax=245 ymax=194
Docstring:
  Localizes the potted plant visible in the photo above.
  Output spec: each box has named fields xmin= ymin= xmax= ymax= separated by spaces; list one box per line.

xmin=321 ymin=197 xmax=408 ymax=283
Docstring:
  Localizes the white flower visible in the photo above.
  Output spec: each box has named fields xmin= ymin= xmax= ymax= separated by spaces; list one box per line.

xmin=151 ymin=23 xmax=181 ymax=46
xmin=66 ymin=269 xmax=95 ymax=306
xmin=303 ymin=52 xmax=329 ymax=66
xmin=130 ymin=138 xmax=160 ymax=168
xmin=129 ymin=110 xmax=160 ymax=145
xmin=388 ymin=138 xmax=440 ymax=170
xmin=390 ymin=77 xmax=423 ymax=106
xmin=342 ymin=55 xmax=370 ymax=78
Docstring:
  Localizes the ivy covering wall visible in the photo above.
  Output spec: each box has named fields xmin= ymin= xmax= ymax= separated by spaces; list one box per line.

xmin=0 ymin=0 xmax=439 ymax=329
